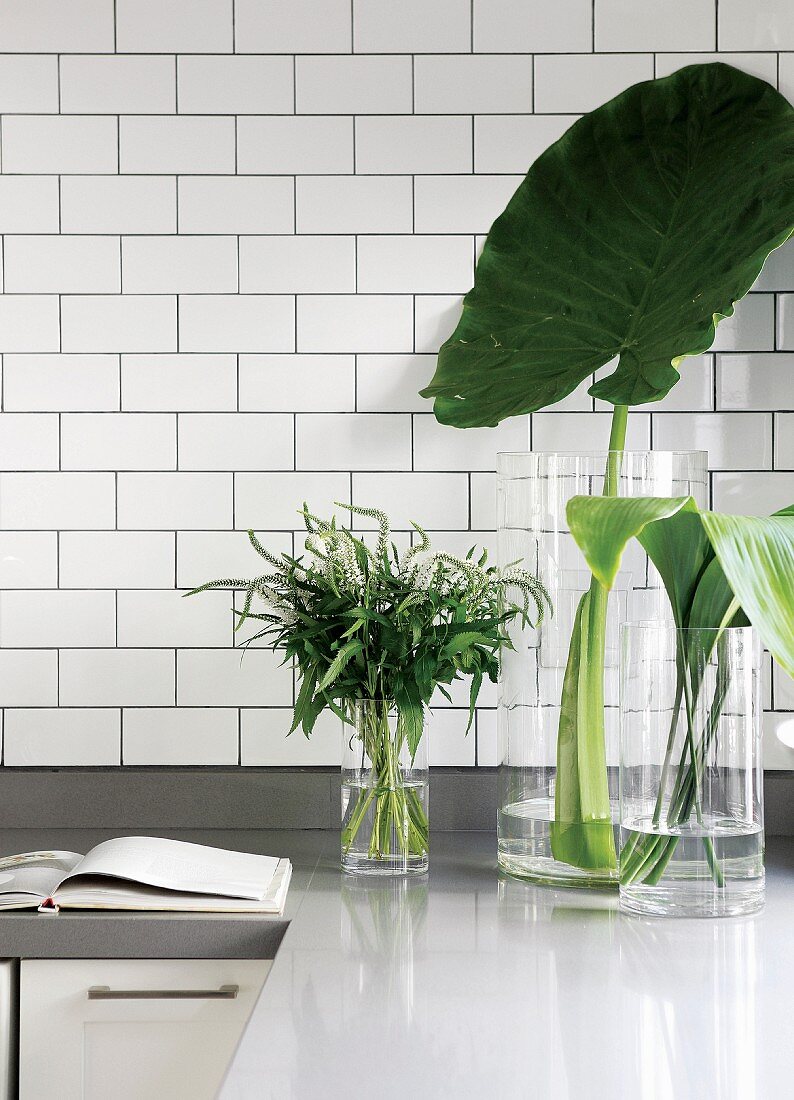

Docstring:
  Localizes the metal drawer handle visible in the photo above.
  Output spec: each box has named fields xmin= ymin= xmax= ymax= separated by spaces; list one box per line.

xmin=87 ymin=984 xmax=239 ymax=1001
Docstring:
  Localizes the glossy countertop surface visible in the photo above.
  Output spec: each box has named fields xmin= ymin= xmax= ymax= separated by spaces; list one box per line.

xmin=221 ymin=832 xmax=794 ymax=1100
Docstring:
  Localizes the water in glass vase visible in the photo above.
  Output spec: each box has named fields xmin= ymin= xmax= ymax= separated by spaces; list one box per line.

xmin=619 ymin=815 xmax=764 ymax=918
xmin=341 ymin=776 xmax=429 ymax=876
xmin=497 ymin=796 xmax=619 ymax=888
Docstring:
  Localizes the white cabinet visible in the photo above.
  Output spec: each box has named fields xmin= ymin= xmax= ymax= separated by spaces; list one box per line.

xmin=19 ymin=958 xmax=270 ymax=1100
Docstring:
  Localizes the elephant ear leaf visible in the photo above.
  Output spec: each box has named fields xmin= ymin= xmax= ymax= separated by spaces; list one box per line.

xmin=421 ymin=63 xmax=794 ymax=427
xmin=700 ymin=510 xmax=794 ymax=678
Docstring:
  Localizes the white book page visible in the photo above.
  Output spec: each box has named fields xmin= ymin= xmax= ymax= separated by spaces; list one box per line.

xmin=59 ymin=837 xmax=281 ymax=901
xmin=0 ymin=851 xmax=82 ymax=908
xmin=53 ymin=859 xmax=293 ymax=913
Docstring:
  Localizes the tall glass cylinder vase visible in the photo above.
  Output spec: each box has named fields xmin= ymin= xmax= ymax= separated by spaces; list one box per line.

xmin=620 ymin=623 xmax=763 ymax=917
xmin=497 ymin=450 xmax=708 ymax=888
xmin=341 ymin=700 xmax=429 ymax=876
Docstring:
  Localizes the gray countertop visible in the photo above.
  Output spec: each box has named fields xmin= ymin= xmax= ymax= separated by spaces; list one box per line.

xmin=1 ymin=828 xmax=792 ymax=1099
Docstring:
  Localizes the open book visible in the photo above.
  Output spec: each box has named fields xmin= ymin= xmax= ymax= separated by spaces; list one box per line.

xmin=0 ymin=837 xmax=292 ymax=914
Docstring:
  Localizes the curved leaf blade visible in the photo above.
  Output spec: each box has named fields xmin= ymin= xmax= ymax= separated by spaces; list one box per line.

xmin=700 ymin=511 xmax=794 ymax=678
xmin=421 ymin=63 xmax=794 ymax=427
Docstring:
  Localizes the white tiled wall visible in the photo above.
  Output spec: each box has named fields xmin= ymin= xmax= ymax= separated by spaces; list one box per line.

xmin=0 ymin=0 xmax=792 ymax=770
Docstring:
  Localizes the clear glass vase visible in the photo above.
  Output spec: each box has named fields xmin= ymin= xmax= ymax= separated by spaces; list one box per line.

xmin=497 ymin=450 xmax=708 ymax=888
xmin=619 ymin=623 xmax=764 ymax=917
xmin=341 ymin=700 xmax=429 ymax=876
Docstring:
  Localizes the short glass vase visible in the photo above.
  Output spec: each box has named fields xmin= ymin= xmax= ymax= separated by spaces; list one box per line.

xmin=340 ymin=700 xmax=429 ymax=876
xmin=619 ymin=623 xmax=764 ymax=918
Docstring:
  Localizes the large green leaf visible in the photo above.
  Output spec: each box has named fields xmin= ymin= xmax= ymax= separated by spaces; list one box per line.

xmin=421 ymin=64 xmax=794 ymax=426
xmin=701 ymin=511 xmax=794 ymax=678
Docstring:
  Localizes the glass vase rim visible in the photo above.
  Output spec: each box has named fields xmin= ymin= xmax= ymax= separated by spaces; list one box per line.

xmin=496 ymin=448 xmax=709 ymax=459
xmin=622 ymin=620 xmax=754 ymax=636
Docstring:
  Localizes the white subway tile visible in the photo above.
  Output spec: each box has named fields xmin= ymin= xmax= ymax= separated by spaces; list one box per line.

xmin=0 ymin=55 xmax=58 ymax=111
xmin=776 ymin=294 xmax=794 ymax=350
xmin=241 ymin=708 xmax=341 ymax=765
xmin=413 ymin=415 xmax=528 ymax=471
xmin=120 ymin=117 xmax=235 ymax=174
xmin=474 ymin=0 xmax=592 ymax=51
xmin=428 ymin=709 xmax=476 ymax=765
xmin=60 ymin=55 xmax=176 ymax=113
xmin=755 ymin=241 xmax=794 ymax=292
xmin=717 ymin=353 xmax=794 ymax=410
xmin=60 ymin=531 xmax=175 ymax=589
xmin=116 ymin=0 xmax=233 ymax=52
xmin=357 ymin=354 xmax=436 ymax=412
xmin=179 ymin=413 xmax=293 ymax=471
xmin=414 ymin=175 xmax=521 ymax=233
xmin=352 ymin=472 xmax=469 ymax=529
xmin=654 ymin=412 xmax=772 ymax=470
xmin=474 ymin=115 xmax=577 ymax=173
xmin=776 ymin=414 xmax=794 ymax=469
xmin=357 ymin=236 xmax=473 ymax=294
xmin=234 ymin=472 xmax=350 ymax=529
xmin=297 ymin=56 xmax=412 ymax=114
xmin=3 ymin=709 xmax=120 ymax=767
xmin=122 ymin=354 xmax=237 ymax=411
xmin=596 ymin=0 xmax=715 ymax=50
xmin=296 ymin=413 xmax=411 ymax=471
xmin=122 ymin=236 xmax=237 ymax=294
xmin=240 ymin=236 xmax=355 ymax=294
xmin=534 ymin=54 xmax=654 ymax=113
xmin=476 ymin=709 xmax=498 ymax=765
xmin=354 ymin=0 xmax=470 ymax=52
xmin=177 ymin=648 xmax=292 ymax=706
xmin=712 ymin=294 xmax=774 ymax=351
xmin=415 ymin=55 xmax=532 ymax=114
xmin=118 ymin=472 xmax=232 ymax=530
xmin=235 ymin=0 xmax=351 ymax=53
xmin=0 ymin=651 xmax=57 ymax=706
xmin=123 ymin=708 xmax=238 ymax=766
xmin=0 ymin=1 xmax=114 ymax=52
xmin=179 ymin=295 xmax=295 ymax=353
xmin=646 ymin=354 xmax=714 ymax=412
xmin=3 ymin=235 xmax=120 ymax=293
xmin=4 ymin=354 xmax=118 ymax=412
xmin=239 ymin=355 xmax=356 ymax=411
xmin=297 ymin=294 xmax=413 ymax=352
xmin=532 ymin=411 xmax=651 ymax=452
xmin=237 ymin=116 xmax=354 ymax=174
xmin=0 ymin=472 xmax=115 ymax=529
xmin=176 ymin=530 xmax=291 ymax=588
xmin=712 ymin=472 xmax=794 ymax=516
xmin=655 ymin=53 xmax=778 ymax=85
xmin=61 ymin=412 xmax=176 ymax=471
xmin=0 ymin=177 xmax=59 ymax=232
xmin=178 ymin=177 xmax=294 ymax=233
xmin=719 ymin=0 xmax=794 ymax=50
xmin=0 ymin=532 xmax=57 ymax=588
xmin=414 ymin=295 xmax=464 ymax=353
xmin=1 ymin=116 xmax=118 ymax=173
xmin=355 ymin=116 xmax=472 ymax=174
xmin=0 ymin=413 xmax=59 ymax=470
xmin=178 ymin=55 xmax=293 ymax=114
xmin=61 ymin=295 xmax=177 ymax=353
xmin=0 ymin=590 xmax=115 ymax=647
xmin=0 ymin=296 xmax=60 ymax=351
xmin=61 ymin=176 xmax=177 ymax=234
xmin=470 ymin=472 xmax=495 ymax=529
xmin=60 ymin=649 xmax=175 ymax=706
xmin=296 ymin=176 xmax=412 ymax=234
xmin=118 ymin=589 xmax=231 ymax=647
xmin=774 ymin=666 xmax=794 ymax=710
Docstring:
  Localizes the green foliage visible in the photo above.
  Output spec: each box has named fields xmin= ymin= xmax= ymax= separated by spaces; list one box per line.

xmin=187 ymin=503 xmax=551 ymax=754
xmin=420 ymin=63 xmax=794 ymax=427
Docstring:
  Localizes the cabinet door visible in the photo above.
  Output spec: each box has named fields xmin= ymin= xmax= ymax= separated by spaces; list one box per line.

xmin=20 ymin=958 xmax=270 ymax=1100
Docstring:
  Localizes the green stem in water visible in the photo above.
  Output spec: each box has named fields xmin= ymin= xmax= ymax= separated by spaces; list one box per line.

xmin=551 ymin=404 xmax=628 ymax=873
